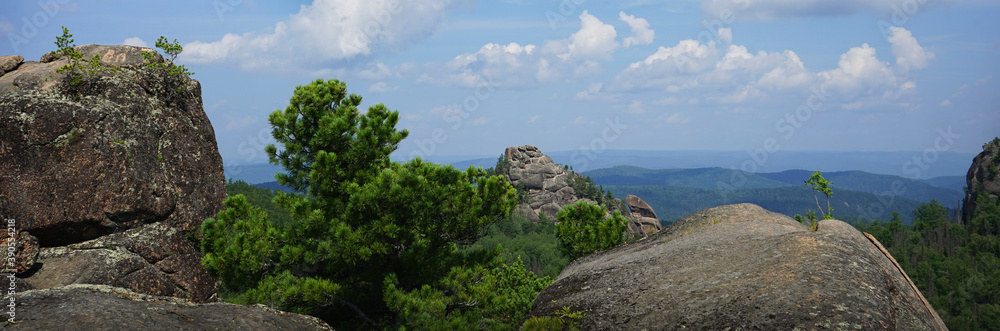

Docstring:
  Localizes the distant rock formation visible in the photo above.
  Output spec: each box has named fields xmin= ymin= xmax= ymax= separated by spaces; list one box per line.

xmin=963 ymin=138 xmax=1000 ymax=222
xmin=502 ymin=145 xmax=661 ymax=236
xmin=529 ymin=203 xmax=946 ymax=330
xmin=625 ymin=195 xmax=659 ymax=235
xmin=4 ymin=285 xmax=332 ymax=330
xmin=0 ymin=45 xmax=224 ymax=303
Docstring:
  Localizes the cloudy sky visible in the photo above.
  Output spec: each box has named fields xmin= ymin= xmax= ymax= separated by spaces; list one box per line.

xmin=3 ymin=0 xmax=999 ymax=168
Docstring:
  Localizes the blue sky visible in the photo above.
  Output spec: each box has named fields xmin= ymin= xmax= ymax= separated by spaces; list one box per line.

xmin=3 ymin=0 xmax=999 ymax=169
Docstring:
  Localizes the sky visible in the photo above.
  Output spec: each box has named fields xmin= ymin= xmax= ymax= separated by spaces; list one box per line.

xmin=3 ymin=0 xmax=999 ymax=171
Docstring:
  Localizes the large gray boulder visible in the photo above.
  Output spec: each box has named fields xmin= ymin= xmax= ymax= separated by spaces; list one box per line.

xmin=530 ymin=203 xmax=946 ymax=330
xmin=0 ymin=45 xmax=224 ymax=302
xmin=1 ymin=284 xmax=332 ymax=330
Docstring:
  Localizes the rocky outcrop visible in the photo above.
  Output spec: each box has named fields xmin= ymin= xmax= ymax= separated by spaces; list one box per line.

xmin=0 ymin=231 xmax=38 ymax=274
xmin=503 ymin=145 xmax=661 ymax=236
xmin=0 ymin=44 xmax=224 ymax=245
xmin=530 ymin=203 xmax=946 ymax=330
xmin=15 ymin=223 xmax=215 ymax=302
xmin=505 ymin=145 xmax=582 ymax=218
xmin=624 ymin=195 xmax=660 ymax=235
xmin=1 ymin=284 xmax=333 ymax=330
xmin=0 ymin=45 xmax=224 ymax=302
xmin=0 ymin=55 xmax=22 ymax=76
xmin=963 ymin=137 xmax=1000 ymax=222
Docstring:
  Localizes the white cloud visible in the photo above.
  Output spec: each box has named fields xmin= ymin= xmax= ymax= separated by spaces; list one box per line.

xmin=470 ymin=117 xmax=488 ymax=126
xmin=368 ymin=81 xmax=396 ymax=93
xmin=560 ymin=11 xmax=619 ymax=60
xmin=627 ymin=100 xmax=645 ymax=114
xmin=940 ymin=99 xmax=952 ymax=107
xmin=426 ymin=12 xmax=621 ymax=88
xmin=610 ymin=35 xmax=931 ymax=110
xmin=528 ymin=115 xmax=542 ymax=123
xmin=717 ymin=28 xmax=732 ymax=44
xmin=575 ymin=82 xmax=605 ymax=100
xmin=422 ymin=42 xmax=540 ymax=88
xmin=123 ymin=37 xmax=148 ymax=48
xmin=619 ymin=12 xmax=654 ymax=47
xmin=887 ymin=26 xmax=933 ymax=72
xmin=0 ymin=19 xmax=13 ymax=36
xmin=817 ymin=43 xmax=897 ymax=100
xmin=357 ymin=61 xmax=395 ymax=80
xmin=571 ymin=116 xmax=592 ymax=126
xmin=701 ymin=0 xmax=960 ymax=21
xmin=658 ymin=113 xmax=689 ymax=124
xmin=180 ymin=0 xmax=454 ymax=73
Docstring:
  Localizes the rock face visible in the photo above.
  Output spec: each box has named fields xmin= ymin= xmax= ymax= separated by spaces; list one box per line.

xmin=503 ymin=145 xmax=662 ymax=236
xmin=2 ymin=284 xmax=333 ymax=330
xmin=15 ymin=223 xmax=215 ymax=302
xmin=0 ymin=231 xmax=38 ymax=274
xmin=505 ymin=145 xmax=581 ymax=218
xmin=530 ymin=203 xmax=946 ymax=330
xmin=625 ymin=194 xmax=660 ymax=235
xmin=0 ymin=45 xmax=224 ymax=302
xmin=0 ymin=55 xmax=22 ymax=76
xmin=0 ymin=44 xmax=224 ymax=245
xmin=963 ymin=138 xmax=1000 ymax=222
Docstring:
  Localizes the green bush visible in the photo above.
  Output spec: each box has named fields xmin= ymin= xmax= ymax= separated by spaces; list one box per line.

xmin=555 ymin=201 xmax=628 ymax=260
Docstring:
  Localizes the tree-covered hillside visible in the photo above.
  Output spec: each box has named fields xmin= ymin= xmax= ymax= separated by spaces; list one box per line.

xmin=602 ymin=184 xmax=927 ymax=225
xmin=854 ymin=194 xmax=1000 ymax=330
xmin=585 ymin=166 xmax=789 ymax=189
xmin=759 ymin=170 xmax=963 ymax=208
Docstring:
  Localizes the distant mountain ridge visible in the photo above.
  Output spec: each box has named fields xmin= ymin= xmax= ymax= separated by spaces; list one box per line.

xmin=586 ymin=166 xmax=963 ymax=210
xmin=229 ymin=150 xmax=975 ymax=184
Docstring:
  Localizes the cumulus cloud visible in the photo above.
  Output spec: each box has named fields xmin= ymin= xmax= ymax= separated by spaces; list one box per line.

xmin=123 ymin=37 xmax=148 ymax=48
xmin=368 ymin=81 xmax=396 ymax=93
xmin=658 ymin=113 xmax=689 ymax=124
xmin=612 ymin=33 xmax=932 ymax=110
xmin=419 ymin=42 xmax=541 ymax=88
xmin=701 ymin=0 xmax=960 ymax=21
xmin=817 ymin=43 xmax=897 ymax=100
xmin=627 ymin=100 xmax=646 ymax=114
xmin=180 ymin=0 xmax=454 ymax=73
xmin=887 ymin=26 xmax=933 ymax=72
xmin=717 ymin=28 xmax=732 ymax=44
xmin=559 ymin=11 xmax=619 ymax=60
xmin=426 ymin=12 xmax=623 ymax=88
xmin=612 ymin=40 xmax=718 ymax=91
xmin=619 ymin=12 xmax=654 ymax=47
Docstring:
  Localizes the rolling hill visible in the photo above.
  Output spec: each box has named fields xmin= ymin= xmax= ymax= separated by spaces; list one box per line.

xmin=602 ymin=185 xmax=927 ymax=225
xmin=587 ymin=167 xmax=963 ymax=210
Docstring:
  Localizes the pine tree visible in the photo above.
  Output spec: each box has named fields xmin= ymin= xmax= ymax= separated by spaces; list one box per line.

xmin=201 ymin=79 xmax=543 ymax=329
